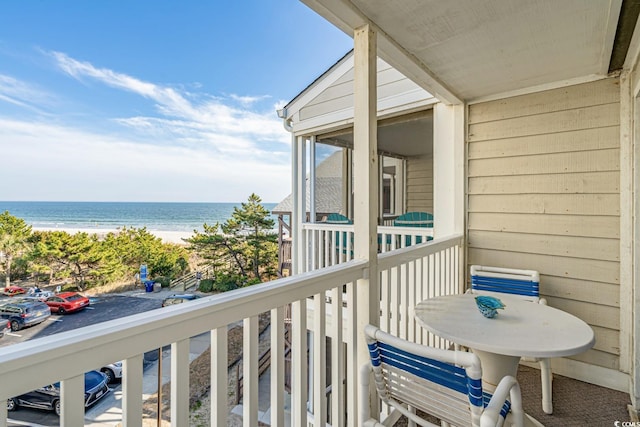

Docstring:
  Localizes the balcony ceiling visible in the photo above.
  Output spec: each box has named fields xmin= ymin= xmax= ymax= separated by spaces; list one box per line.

xmin=301 ymin=0 xmax=631 ymax=103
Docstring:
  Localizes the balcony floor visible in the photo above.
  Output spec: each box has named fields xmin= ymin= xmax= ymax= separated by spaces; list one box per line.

xmin=394 ymin=365 xmax=632 ymax=426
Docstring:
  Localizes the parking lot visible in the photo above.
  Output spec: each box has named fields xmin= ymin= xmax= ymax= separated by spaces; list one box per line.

xmin=1 ymin=290 xmax=169 ymax=426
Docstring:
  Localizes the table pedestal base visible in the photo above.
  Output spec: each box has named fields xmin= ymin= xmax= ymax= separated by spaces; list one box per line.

xmin=472 ymin=350 xmax=545 ymax=427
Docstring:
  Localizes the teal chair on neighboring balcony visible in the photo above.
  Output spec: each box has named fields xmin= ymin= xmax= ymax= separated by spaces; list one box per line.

xmin=324 ymin=213 xmax=353 ymax=257
xmin=393 ymin=211 xmax=434 ymax=246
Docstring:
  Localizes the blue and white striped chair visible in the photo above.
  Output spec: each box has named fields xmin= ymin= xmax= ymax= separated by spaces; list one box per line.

xmin=470 ymin=265 xmax=553 ymax=414
xmin=361 ymin=325 xmax=524 ymax=427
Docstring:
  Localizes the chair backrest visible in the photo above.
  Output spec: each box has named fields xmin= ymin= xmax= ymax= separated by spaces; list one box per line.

xmin=364 ymin=325 xmax=511 ymax=427
xmin=470 ymin=265 xmax=540 ymax=302
xmin=324 ymin=213 xmax=353 ymax=224
xmin=393 ymin=211 xmax=433 ymax=227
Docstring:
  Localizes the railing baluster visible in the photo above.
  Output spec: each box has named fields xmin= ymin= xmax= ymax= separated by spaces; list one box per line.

xmin=60 ymin=374 xmax=84 ymax=426
xmin=331 ymin=286 xmax=344 ymax=427
xmin=211 ymin=326 xmax=228 ymax=427
xmin=292 ymin=299 xmax=308 ymax=426
xmin=313 ymin=293 xmax=327 ymax=426
xmin=271 ymin=307 xmax=285 ymax=427
xmin=171 ymin=339 xmax=190 ymax=426
xmin=243 ymin=316 xmax=259 ymax=427
xmin=122 ymin=354 xmax=143 ymax=427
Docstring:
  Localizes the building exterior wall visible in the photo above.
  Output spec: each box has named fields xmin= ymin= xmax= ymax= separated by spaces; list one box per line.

xmin=406 ymin=154 xmax=433 ymax=213
xmin=297 ymin=57 xmax=434 ymax=130
xmin=467 ymin=77 xmax=621 ymax=372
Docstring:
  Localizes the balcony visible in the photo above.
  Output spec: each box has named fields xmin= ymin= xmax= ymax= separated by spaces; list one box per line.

xmin=0 ymin=234 xmax=631 ymax=426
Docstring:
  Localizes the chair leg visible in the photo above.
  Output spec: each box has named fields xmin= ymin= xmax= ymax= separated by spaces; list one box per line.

xmin=539 ymin=359 xmax=553 ymax=414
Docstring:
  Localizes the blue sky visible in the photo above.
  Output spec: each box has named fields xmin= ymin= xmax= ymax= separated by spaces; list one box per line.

xmin=0 ymin=1 xmax=352 ymax=203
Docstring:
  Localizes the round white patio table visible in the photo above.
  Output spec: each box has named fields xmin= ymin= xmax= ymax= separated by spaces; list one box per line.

xmin=414 ymin=293 xmax=595 ymax=425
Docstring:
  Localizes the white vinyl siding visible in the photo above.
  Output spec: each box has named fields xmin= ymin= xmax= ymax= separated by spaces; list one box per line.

xmin=467 ymin=77 xmax=620 ymax=370
xmin=298 ymin=58 xmax=435 ymax=128
xmin=406 ymin=155 xmax=433 ymax=213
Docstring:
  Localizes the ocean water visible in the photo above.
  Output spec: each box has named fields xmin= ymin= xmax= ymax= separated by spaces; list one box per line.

xmin=0 ymin=201 xmax=278 ymax=233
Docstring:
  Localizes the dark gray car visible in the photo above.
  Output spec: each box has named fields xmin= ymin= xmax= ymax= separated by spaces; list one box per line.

xmin=0 ymin=299 xmax=51 ymax=331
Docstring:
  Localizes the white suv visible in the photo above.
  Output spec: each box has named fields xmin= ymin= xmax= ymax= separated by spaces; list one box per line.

xmin=101 ymin=361 xmax=123 ymax=383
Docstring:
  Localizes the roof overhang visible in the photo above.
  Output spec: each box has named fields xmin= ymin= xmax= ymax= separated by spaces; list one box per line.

xmin=301 ymin=0 xmax=632 ymax=104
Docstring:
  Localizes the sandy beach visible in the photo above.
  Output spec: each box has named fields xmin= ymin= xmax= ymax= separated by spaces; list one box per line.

xmin=32 ymin=227 xmax=194 ymax=244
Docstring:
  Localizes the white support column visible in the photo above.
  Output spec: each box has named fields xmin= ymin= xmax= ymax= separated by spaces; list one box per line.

xmin=433 ymin=102 xmax=465 ymax=238
xmin=627 ymin=67 xmax=640 ymax=412
xmin=292 ymin=135 xmax=307 ymax=275
xmin=310 ymin=135 xmax=317 ymax=222
xmin=353 ymin=23 xmax=378 ymax=427
xmin=122 ymin=353 xmax=143 ymax=427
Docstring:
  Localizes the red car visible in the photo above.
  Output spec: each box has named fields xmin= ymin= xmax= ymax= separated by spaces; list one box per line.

xmin=1 ymin=286 xmax=27 ymax=297
xmin=44 ymin=292 xmax=90 ymax=314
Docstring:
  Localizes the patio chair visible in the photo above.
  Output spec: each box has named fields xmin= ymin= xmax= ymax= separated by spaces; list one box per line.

xmin=324 ymin=213 xmax=353 ymax=256
xmin=470 ymin=264 xmax=553 ymax=414
xmin=393 ymin=211 xmax=433 ymax=246
xmin=362 ymin=324 xmax=524 ymax=427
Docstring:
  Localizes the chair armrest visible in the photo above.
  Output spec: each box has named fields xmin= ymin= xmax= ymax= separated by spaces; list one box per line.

xmin=480 ymin=375 xmax=524 ymax=427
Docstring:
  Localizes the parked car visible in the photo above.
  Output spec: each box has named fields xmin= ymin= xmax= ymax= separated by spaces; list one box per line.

xmin=26 ymin=287 xmax=56 ymax=301
xmin=0 ymin=320 xmax=9 ymax=338
xmin=101 ymin=361 xmax=123 ymax=383
xmin=44 ymin=292 xmax=90 ymax=314
xmin=1 ymin=286 xmax=27 ymax=297
xmin=0 ymin=300 xmax=51 ymax=331
xmin=161 ymin=293 xmax=201 ymax=307
xmin=7 ymin=370 xmax=110 ymax=416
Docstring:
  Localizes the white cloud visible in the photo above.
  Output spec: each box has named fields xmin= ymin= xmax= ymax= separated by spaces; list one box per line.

xmin=0 ymin=117 xmax=290 ymax=202
xmin=0 ymin=52 xmax=294 ymax=202
xmin=49 ymin=51 xmax=289 ymax=152
xmin=0 ymin=74 xmax=54 ymax=113
xmin=229 ymin=93 xmax=270 ymax=107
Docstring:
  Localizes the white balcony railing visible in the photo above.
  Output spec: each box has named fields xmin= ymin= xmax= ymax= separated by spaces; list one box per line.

xmin=0 ymin=233 xmax=463 ymax=427
xmin=301 ymin=223 xmax=435 ymax=271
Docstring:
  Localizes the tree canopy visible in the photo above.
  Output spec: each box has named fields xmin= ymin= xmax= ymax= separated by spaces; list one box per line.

xmin=185 ymin=193 xmax=277 ymax=290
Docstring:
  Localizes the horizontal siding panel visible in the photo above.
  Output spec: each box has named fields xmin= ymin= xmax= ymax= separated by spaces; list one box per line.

xmin=407 ymin=192 xmax=431 ymax=200
xmin=468 ymin=171 xmax=620 ymax=194
xmin=468 ymin=248 xmax=619 ymax=285
xmin=468 ymin=127 xmax=619 ymax=160
xmin=379 ymin=78 xmax=424 ymax=100
xmin=570 ymin=349 xmax=618 ymax=370
xmin=408 ymin=202 xmax=432 ymax=212
xmin=407 ymin=169 xmax=431 ymax=179
xmin=468 ymin=149 xmax=619 ymax=177
xmin=546 ymin=296 xmax=619 ymax=330
xmin=468 ymin=103 xmax=619 ymax=142
xmin=468 ymin=230 xmax=619 ymax=262
xmin=301 ymin=93 xmax=352 ymax=121
xmin=468 ymin=194 xmax=620 ymax=215
xmin=540 ymin=276 xmax=619 ymax=307
xmin=468 ymin=212 xmax=619 ymax=239
xmin=590 ymin=326 xmax=620 ymax=355
xmin=469 ymin=78 xmax=620 ymax=124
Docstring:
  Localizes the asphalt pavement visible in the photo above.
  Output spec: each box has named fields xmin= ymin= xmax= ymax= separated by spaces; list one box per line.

xmin=4 ymin=287 xmax=210 ymax=427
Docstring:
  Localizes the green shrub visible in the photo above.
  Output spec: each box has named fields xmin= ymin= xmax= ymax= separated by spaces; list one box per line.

xmin=211 ymin=272 xmax=240 ymax=292
xmin=198 ymin=279 xmax=214 ymax=293
xmin=152 ymin=276 xmax=171 ymax=288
